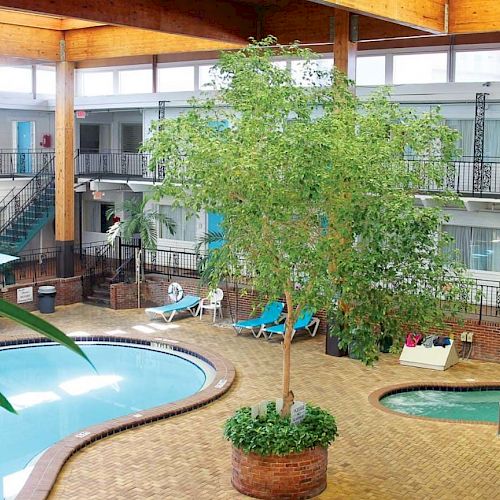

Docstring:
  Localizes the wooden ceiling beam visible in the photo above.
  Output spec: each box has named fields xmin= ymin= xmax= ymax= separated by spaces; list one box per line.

xmin=65 ymin=26 xmax=243 ymax=62
xmin=0 ymin=22 xmax=60 ymax=61
xmin=0 ymin=8 xmax=61 ymax=30
xmin=262 ymin=1 xmax=425 ymax=45
xmin=0 ymin=0 xmax=257 ymax=43
xmin=305 ymin=0 xmax=447 ymax=33
xmin=449 ymin=0 xmax=500 ymax=34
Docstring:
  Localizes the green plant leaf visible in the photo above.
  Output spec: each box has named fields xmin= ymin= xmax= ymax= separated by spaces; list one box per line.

xmin=0 ymin=299 xmax=95 ymax=369
xmin=0 ymin=391 xmax=17 ymax=414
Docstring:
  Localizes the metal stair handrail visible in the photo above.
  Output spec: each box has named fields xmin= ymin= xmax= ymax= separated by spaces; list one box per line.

xmin=110 ymin=254 xmax=135 ymax=284
xmin=0 ymin=157 xmax=55 ymax=237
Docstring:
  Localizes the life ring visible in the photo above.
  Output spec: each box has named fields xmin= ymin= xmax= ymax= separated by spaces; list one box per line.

xmin=168 ymin=282 xmax=184 ymax=303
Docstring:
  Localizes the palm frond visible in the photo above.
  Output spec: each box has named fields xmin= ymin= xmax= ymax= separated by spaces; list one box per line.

xmin=195 ymin=230 xmax=225 ymax=254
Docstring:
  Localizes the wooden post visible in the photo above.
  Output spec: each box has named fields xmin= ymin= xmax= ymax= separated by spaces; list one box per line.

xmin=333 ymin=9 xmax=357 ymax=81
xmin=55 ymin=55 xmax=75 ymax=278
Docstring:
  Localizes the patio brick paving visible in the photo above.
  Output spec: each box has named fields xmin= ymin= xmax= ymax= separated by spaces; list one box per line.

xmin=2 ymin=303 xmax=499 ymax=499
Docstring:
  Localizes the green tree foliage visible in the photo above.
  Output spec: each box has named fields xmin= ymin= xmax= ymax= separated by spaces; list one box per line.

xmin=144 ymin=37 xmax=468 ymax=413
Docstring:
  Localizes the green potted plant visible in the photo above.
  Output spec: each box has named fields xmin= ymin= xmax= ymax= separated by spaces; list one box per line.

xmin=144 ymin=38 xmax=467 ymax=498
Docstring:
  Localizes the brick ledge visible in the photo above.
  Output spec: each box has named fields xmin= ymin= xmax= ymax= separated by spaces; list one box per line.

xmin=369 ymin=382 xmax=500 ymax=426
xmin=4 ymin=335 xmax=235 ymax=500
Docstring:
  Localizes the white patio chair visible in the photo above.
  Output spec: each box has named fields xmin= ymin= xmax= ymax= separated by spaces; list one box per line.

xmin=199 ymin=288 xmax=224 ymax=322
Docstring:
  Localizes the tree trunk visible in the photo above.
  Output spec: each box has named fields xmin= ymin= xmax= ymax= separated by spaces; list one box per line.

xmin=281 ymin=290 xmax=295 ymax=417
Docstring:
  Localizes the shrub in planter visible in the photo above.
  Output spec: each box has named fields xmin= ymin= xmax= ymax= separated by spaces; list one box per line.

xmin=224 ymin=402 xmax=338 ymax=499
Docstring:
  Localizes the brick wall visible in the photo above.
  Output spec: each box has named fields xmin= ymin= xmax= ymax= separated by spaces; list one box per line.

xmin=434 ymin=319 xmax=500 ymax=363
xmin=231 ymin=445 xmax=327 ymax=499
xmin=0 ymin=277 xmax=82 ymax=312
xmin=109 ymin=275 xmax=498 ymax=363
xmin=110 ymin=275 xmax=327 ymax=333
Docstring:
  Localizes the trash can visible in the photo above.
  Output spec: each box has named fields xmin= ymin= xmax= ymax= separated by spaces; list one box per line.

xmin=38 ymin=285 xmax=56 ymax=314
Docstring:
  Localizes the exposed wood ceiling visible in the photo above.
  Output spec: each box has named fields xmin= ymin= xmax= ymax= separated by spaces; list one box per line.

xmin=0 ymin=1 xmax=497 ymax=64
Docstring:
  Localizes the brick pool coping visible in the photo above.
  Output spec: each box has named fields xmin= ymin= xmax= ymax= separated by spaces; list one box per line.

xmin=369 ymin=382 xmax=500 ymax=426
xmin=1 ymin=335 xmax=235 ymax=500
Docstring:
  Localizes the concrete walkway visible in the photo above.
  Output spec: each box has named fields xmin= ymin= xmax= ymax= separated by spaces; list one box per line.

xmin=2 ymin=304 xmax=499 ymax=499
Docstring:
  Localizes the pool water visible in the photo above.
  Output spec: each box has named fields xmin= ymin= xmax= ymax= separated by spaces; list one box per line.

xmin=381 ymin=388 xmax=500 ymax=422
xmin=0 ymin=343 xmax=207 ymax=499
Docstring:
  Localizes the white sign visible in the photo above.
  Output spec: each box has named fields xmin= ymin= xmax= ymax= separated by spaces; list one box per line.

xmin=275 ymin=398 xmax=283 ymax=415
xmin=17 ymin=286 xmax=33 ymax=304
xmin=291 ymin=401 xmax=306 ymax=425
xmin=251 ymin=400 xmax=269 ymax=420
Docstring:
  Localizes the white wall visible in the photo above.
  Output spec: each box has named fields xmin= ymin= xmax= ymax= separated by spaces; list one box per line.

xmin=0 ymin=109 xmax=54 ymax=150
xmin=75 ymin=110 xmax=142 ymax=151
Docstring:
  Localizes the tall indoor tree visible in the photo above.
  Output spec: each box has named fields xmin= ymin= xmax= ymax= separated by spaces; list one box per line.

xmin=144 ymin=37 xmax=468 ymax=416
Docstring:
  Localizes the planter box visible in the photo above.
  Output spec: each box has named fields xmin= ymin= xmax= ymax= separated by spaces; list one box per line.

xmin=231 ymin=445 xmax=328 ymax=499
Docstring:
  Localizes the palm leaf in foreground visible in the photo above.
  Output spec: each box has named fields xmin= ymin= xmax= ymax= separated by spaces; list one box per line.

xmin=0 ymin=299 xmax=95 ymax=413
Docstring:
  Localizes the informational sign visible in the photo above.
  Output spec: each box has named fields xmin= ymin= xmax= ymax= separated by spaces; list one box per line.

xmin=75 ymin=110 xmax=86 ymax=119
xmin=17 ymin=286 xmax=33 ymax=304
xmin=92 ymin=191 xmax=104 ymax=200
xmin=290 ymin=401 xmax=306 ymax=425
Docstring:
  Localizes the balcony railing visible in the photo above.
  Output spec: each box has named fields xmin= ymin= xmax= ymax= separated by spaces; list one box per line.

xmin=75 ymin=150 xmax=166 ymax=182
xmin=407 ymin=156 xmax=500 ymax=198
xmin=1 ymin=151 xmax=500 ymax=197
xmin=0 ymin=150 xmax=54 ymax=178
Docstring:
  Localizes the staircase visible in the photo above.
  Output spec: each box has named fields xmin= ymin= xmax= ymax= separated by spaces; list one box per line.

xmin=85 ymin=274 xmax=113 ymax=307
xmin=0 ymin=159 xmax=55 ymax=253
xmin=84 ymin=252 xmax=136 ymax=308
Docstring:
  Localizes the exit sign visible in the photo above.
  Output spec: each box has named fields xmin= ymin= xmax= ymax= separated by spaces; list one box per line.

xmin=76 ymin=110 xmax=86 ymax=119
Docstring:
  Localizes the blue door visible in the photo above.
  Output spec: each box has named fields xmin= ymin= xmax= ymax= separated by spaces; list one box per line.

xmin=206 ymin=120 xmax=228 ymax=249
xmin=207 ymin=212 xmax=224 ymax=249
xmin=17 ymin=121 xmax=32 ymax=174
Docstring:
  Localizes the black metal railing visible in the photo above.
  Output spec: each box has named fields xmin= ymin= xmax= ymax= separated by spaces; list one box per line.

xmin=0 ymin=159 xmax=55 ymax=251
xmin=142 ymin=247 xmax=203 ymax=279
xmin=74 ymin=150 xmax=166 ymax=182
xmin=75 ymin=150 xmax=158 ymax=180
xmin=0 ymin=246 xmax=60 ymax=286
xmin=0 ymin=150 xmax=55 ymax=178
xmin=79 ymin=241 xmax=118 ymax=298
xmin=110 ymin=255 xmax=135 ymax=284
xmin=407 ymin=156 xmax=500 ymax=197
xmin=463 ymin=278 xmax=500 ymax=323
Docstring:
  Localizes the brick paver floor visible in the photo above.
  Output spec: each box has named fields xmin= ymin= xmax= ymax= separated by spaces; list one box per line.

xmin=2 ymin=304 xmax=499 ymax=499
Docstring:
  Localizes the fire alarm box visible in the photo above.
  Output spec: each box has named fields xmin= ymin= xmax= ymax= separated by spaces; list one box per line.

xmin=40 ymin=134 xmax=51 ymax=148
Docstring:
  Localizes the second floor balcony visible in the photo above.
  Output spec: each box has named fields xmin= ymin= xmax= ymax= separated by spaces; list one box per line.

xmin=1 ymin=150 xmax=500 ymax=198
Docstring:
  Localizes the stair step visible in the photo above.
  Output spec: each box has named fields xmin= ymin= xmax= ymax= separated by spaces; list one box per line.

xmin=92 ymin=288 xmax=110 ymax=298
xmin=85 ymin=295 xmax=111 ymax=307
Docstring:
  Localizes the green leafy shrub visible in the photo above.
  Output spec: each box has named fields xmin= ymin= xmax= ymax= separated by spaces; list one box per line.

xmin=224 ymin=402 xmax=338 ymax=456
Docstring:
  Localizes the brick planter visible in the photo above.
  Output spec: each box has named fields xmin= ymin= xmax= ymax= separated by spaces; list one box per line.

xmin=231 ymin=446 xmax=328 ymax=499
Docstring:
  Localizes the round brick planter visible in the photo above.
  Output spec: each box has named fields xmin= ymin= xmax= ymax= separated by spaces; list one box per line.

xmin=231 ymin=445 xmax=328 ymax=499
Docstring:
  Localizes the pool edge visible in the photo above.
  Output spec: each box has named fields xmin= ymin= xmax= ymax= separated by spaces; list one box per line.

xmin=5 ymin=335 xmax=235 ymax=500
xmin=369 ymin=382 xmax=500 ymax=426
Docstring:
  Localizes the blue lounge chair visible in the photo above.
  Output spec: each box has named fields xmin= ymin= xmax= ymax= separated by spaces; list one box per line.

xmin=233 ymin=301 xmax=285 ymax=338
xmin=263 ymin=309 xmax=319 ymax=340
xmin=145 ymin=295 xmax=201 ymax=323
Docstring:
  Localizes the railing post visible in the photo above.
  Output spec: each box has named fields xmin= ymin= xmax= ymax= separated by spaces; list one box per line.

xmin=479 ymin=284 xmax=484 ymax=324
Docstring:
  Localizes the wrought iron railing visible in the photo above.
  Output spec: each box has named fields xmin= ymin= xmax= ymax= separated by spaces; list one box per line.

xmin=0 ymin=159 xmax=55 ymax=251
xmin=142 ymin=247 xmax=204 ymax=279
xmin=74 ymin=150 xmax=162 ymax=180
xmin=0 ymin=150 xmax=55 ymax=178
xmin=0 ymin=246 xmax=60 ymax=286
xmin=79 ymin=242 xmax=118 ymax=298
xmin=406 ymin=156 xmax=500 ymax=197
